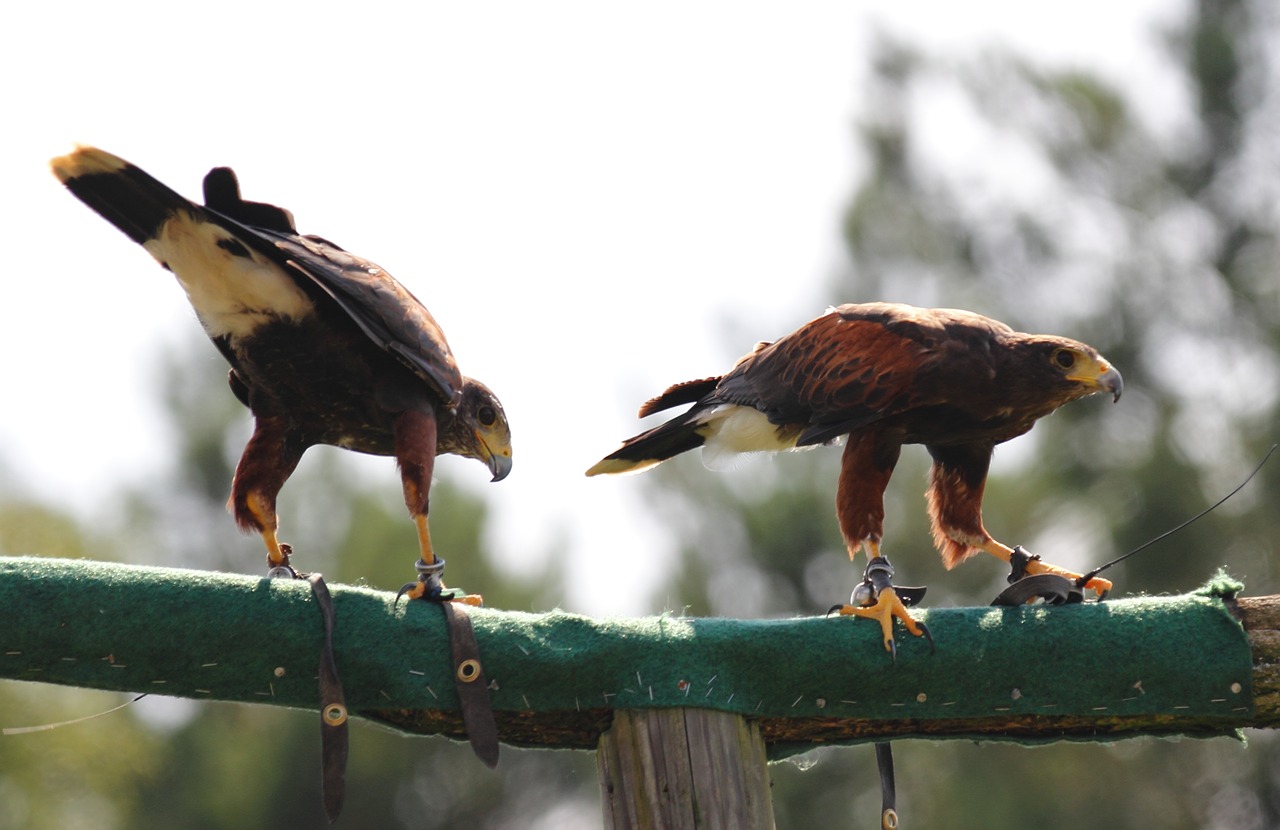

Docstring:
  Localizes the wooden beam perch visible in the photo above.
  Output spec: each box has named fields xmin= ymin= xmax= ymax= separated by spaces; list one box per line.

xmin=0 ymin=557 xmax=1271 ymax=754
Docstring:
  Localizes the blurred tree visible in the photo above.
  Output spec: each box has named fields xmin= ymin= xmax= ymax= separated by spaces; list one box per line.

xmin=640 ymin=1 xmax=1280 ymax=828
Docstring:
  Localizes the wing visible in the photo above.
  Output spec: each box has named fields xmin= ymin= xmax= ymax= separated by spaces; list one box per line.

xmin=199 ymin=166 xmax=463 ymax=408
xmin=714 ymin=303 xmax=997 ymax=446
xmin=252 ymin=228 xmax=461 ymax=407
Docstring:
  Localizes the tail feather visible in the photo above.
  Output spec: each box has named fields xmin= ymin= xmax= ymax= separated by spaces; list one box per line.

xmin=586 ymin=416 xmax=705 ymax=476
xmin=51 ymin=145 xmax=317 ymax=341
xmin=51 ymin=146 xmax=197 ymax=246
xmin=638 ymin=376 xmax=721 ymax=417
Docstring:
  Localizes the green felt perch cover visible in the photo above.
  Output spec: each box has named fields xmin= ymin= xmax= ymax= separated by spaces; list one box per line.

xmin=0 ymin=557 xmax=1255 ymax=755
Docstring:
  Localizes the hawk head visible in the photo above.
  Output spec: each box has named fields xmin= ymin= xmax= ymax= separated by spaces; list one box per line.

xmin=439 ymin=379 xmax=513 ymax=482
xmin=1006 ymin=335 xmax=1124 ymax=411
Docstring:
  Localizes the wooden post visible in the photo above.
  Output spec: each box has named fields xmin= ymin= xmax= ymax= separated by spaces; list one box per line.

xmin=597 ymin=708 xmax=776 ymax=830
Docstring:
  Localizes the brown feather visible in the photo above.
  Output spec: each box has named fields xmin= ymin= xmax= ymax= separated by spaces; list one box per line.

xmin=394 ymin=407 xmax=439 ymax=518
xmin=924 ymin=443 xmax=995 ymax=568
xmin=591 ymin=301 xmax=1122 ymax=575
xmin=638 ymin=376 xmax=722 ymax=418
xmin=834 ymin=431 xmax=901 ymax=555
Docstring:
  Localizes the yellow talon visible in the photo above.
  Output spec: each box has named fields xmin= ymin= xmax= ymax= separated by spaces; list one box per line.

xmin=838 ymin=587 xmax=924 ymax=652
xmin=1023 ymin=558 xmax=1112 ymax=597
xmin=984 ymin=540 xmax=1113 ymax=598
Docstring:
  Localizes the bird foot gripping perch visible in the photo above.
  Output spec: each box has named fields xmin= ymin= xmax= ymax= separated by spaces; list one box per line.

xmin=395 ymin=556 xmax=483 ymax=605
xmin=991 ymin=545 xmax=1088 ymax=607
xmin=831 ymin=556 xmax=934 ymax=662
xmin=398 ymin=556 xmax=450 ymax=602
xmin=266 ymin=543 xmax=299 ymax=580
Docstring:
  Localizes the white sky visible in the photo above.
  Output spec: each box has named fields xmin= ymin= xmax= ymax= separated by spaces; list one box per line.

xmin=0 ymin=1 xmax=1180 ymax=615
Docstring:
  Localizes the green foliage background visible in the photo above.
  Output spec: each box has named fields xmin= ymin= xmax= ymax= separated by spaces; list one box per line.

xmin=5 ymin=1 xmax=1280 ymax=827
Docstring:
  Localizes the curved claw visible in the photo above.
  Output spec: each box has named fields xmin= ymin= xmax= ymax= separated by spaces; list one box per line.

xmin=396 ymin=555 xmax=447 ymax=607
xmin=834 ymin=587 xmax=926 ymax=660
xmin=826 ymin=604 xmax=846 ymax=618
xmin=917 ymin=621 xmax=935 ymax=655
xmin=394 ymin=579 xmax=484 ymax=608
xmin=395 ymin=580 xmax=428 ymax=606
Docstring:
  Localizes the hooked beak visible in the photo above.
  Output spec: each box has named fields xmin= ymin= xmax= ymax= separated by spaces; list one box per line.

xmin=1098 ymin=366 xmax=1123 ymax=403
xmin=1068 ymin=357 xmax=1123 ymax=403
xmin=484 ymin=444 xmax=513 ymax=482
xmin=1090 ymin=363 xmax=1121 ymax=402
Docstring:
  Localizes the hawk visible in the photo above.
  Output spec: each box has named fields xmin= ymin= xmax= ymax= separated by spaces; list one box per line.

xmin=588 ymin=302 xmax=1121 ymax=650
xmin=52 ymin=146 xmax=512 ymax=602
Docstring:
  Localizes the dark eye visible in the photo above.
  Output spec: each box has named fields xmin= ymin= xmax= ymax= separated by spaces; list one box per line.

xmin=478 ymin=405 xmax=497 ymax=427
xmin=1053 ymin=349 xmax=1077 ymax=370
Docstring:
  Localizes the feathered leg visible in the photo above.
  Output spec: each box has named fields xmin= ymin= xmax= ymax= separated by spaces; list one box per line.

xmin=926 ymin=444 xmax=1111 ymax=596
xmin=229 ymin=414 xmax=307 ymax=574
xmin=830 ymin=432 xmax=928 ymax=655
xmin=393 ymin=406 xmax=483 ymax=605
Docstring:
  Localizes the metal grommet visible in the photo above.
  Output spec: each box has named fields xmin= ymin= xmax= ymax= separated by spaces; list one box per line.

xmin=322 ymin=702 xmax=348 ymax=727
xmin=882 ymin=808 xmax=899 ymax=830
xmin=456 ymin=658 xmax=482 ymax=683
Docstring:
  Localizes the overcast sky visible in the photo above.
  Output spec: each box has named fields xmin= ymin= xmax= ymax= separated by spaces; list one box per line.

xmin=1 ymin=0 xmax=1181 ymax=615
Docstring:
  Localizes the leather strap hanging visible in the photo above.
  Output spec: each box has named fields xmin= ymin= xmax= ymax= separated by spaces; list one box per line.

xmin=308 ymin=574 xmax=349 ymax=823
xmin=875 ymin=742 xmax=898 ymax=829
xmin=440 ymin=601 xmax=500 ymax=768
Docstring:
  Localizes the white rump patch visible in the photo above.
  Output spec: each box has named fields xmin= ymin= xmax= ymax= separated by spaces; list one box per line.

xmin=697 ymin=405 xmax=810 ymax=471
xmin=143 ymin=213 xmax=313 ymax=338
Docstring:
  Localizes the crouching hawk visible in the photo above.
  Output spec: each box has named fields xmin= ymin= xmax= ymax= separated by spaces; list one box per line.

xmin=588 ymin=302 xmax=1121 ymax=651
xmin=52 ymin=146 xmax=512 ymax=603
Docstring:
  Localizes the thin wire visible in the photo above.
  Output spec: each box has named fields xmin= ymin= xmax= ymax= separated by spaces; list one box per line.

xmin=3 ymin=694 xmax=148 ymax=736
xmin=1078 ymin=443 xmax=1277 ymax=586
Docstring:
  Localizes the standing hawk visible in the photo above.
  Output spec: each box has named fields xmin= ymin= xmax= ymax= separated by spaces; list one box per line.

xmin=52 ymin=146 xmax=512 ymax=602
xmin=588 ymin=302 xmax=1121 ymax=650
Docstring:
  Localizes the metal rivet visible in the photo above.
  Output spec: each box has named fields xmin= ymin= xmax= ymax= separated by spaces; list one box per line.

xmin=322 ymin=703 xmax=348 ymax=726
xmin=916 ymin=692 xmax=927 ymax=703
xmin=1231 ymin=682 xmax=1243 ymax=695
xmin=816 ymin=698 xmax=826 ymax=709
xmin=1011 ymin=688 xmax=1022 ymax=701
xmin=457 ymin=658 xmax=482 ymax=683
xmin=273 ymin=666 xmax=286 ymax=678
